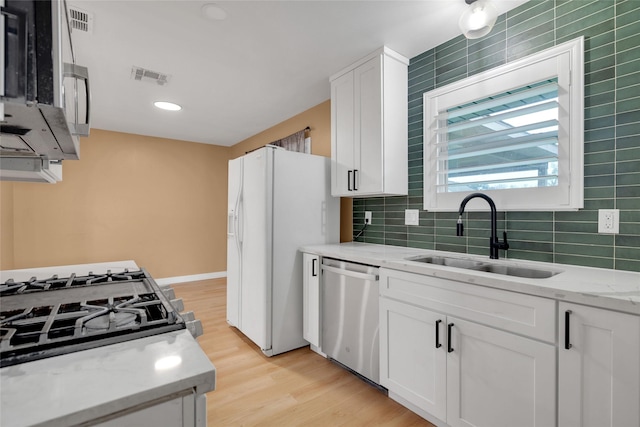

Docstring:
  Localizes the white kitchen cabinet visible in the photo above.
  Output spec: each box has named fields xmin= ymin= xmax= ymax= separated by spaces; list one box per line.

xmin=380 ymin=297 xmax=447 ymax=420
xmin=558 ymin=302 xmax=640 ymax=427
xmin=380 ymin=268 xmax=556 ymax=427
xmin=302 ymin=252 xmax=322 ymax=353
xmin=446 ymin=317 xmax=555 ymax=427
xmin=330 ymin=47 xmax=408 ymax=197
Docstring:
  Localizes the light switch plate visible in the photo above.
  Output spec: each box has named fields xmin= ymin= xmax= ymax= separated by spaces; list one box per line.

xmin=405 ymin=209 xmax=419 ymax=226
xmin=598 ymin=209 xmax=619 ymax=234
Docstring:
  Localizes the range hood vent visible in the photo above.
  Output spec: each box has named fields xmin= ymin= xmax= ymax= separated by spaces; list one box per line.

xmin=131 ymin=66 xmax=171 ymax=86
xmin=68 ymin=6 xmax=93 ymax=34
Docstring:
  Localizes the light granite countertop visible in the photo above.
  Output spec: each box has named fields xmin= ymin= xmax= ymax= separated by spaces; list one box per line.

xmin=300 ymin=242 xmax=640 ymax=315
xmin=0 ymin=261 xmax=216 ymax=427
xmin=0 ymin=330 xmax=215 ymax=427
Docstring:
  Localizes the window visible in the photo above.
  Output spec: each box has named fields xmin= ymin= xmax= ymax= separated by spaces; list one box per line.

xmin=423 ymin=37 xmax=584 ymax=211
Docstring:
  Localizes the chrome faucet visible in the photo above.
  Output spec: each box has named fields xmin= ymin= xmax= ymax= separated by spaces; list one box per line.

xmin=456 ymin=193 xmax=509 ymax=259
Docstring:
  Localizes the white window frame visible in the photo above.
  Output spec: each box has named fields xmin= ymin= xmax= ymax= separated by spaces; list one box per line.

xmin=423 ymin=37 xmax=584 ymax=211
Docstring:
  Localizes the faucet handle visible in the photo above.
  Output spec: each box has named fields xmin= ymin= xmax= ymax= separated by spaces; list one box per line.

xmin=501 ymin=231 xmax=510 ymax=250
xmin=456 ymin=216 xmax=464 ymax=236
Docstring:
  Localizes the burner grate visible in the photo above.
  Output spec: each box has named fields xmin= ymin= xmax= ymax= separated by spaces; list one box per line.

xmin=0 ymin=269 xmax=185 ymax=367
xmin=0 ymin=269 xmax=148 ymax=296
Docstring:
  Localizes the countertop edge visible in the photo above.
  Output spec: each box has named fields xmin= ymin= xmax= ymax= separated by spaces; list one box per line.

xmin=300 ymin=243 xmax=640 ymax=316
xmin=0 ymin=330 xmax=216 ymax=427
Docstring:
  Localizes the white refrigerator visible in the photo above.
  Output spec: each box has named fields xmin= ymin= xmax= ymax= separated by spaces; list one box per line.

xmin=227 ymin=146 xmax=339 ymax=356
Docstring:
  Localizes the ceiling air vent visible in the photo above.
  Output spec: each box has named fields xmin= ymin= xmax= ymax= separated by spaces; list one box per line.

xmin=68 ymin=6 xmax=93 ymax=34
xmin=131 ymin=66 xmax=171 ymax=86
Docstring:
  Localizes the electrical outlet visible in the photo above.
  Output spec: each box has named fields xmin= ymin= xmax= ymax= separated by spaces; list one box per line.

xmin=598 ymin=209 xmax=619 ymax=234
xmin=405 ymin=209 xmax=419 ymax=226
xmin=364 ymin=211 xmax=372 ymax=225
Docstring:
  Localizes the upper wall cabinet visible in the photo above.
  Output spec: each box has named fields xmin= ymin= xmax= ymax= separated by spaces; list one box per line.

xmin=330 ymin=47 xmax=408 ymax=197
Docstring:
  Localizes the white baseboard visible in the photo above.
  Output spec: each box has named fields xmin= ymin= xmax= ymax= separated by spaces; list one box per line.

xmin=155 ymin=271 xmax=226 ymax=286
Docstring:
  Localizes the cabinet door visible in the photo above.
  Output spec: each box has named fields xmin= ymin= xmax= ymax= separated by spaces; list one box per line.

xmin=446 ymin=317 xmax=556 ymax=427
xmin=330 ymin=70 xmax=355 ymax=196
xmin=302 ymin=253 xmax=321 ymax=347
xmin=380 ymin=298 xmax=446 ymax=420
xmin=354 ymin=56 xmax=383 ymax=194
xmin=558 ymin=303 xmax=640 ymax=427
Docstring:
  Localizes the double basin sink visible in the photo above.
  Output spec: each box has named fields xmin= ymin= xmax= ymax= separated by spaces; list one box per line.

xmin=406 ymin=255 xmax=561 ymax=279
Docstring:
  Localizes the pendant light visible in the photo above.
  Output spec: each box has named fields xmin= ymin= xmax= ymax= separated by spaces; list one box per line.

xmin=459 ymin=0 xmax=498 ymax=39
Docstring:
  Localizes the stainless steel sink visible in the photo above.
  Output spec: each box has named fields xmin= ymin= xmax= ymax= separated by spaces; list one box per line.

xmin=408 ymin=256 xmax=486 ymax=270
xmin=474 ymin=264 xmax=559 ymax=279
xmin=406 ymin=255 xmax=560 ymax=279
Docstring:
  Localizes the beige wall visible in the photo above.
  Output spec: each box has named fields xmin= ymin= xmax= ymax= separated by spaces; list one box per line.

xmin=229 ymin=100 xmax=332 ymax=159
xmin=1 ymin=182 xmax=15 ymax=268
xmin=2 ymin=130 xmax=229 ymax=278
xmin=0 ymin=99 xmax=352 ymax=277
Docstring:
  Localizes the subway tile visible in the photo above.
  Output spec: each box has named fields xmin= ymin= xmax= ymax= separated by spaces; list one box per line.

xmin=584 ymin=150 xmax=615 ymax=165
xmin=584 ymin=186 xmax=615 ymax=199
xmin=556 ymin=0 xmax=613 ymax=29
xmin=585 ymin=79 xmax=615 ymax=98
xmin=615 ymin=259 xmax=640 ymax=273
xmin=554 ymin=254 xmax=614 ymax=269
xmin=584 ymin=115 xmax=615 ymax=132
xmin=619 ymin=218 xmax=640 ymax=235
xmin=506 ymin=29 xmax=555 ymax=61
xmin=616 ymin=135 xmax=640 ymax=150
xmin=584 ymin=89 xmax=615 ymax=107
xmin=617 ymin=160 xmax=640 ymax=174
xmin=616 ymin=33 xmax=640 ymax=55
xmin=617 ymin=172 xmax=640 ymax=186
xmin=616 ymin=57 xmax=640 ymax=77
xmin=583 ymin=198 xmax=615 ymax=210
xmin=506 ymin=250 xmax=554 ymax=263
xmin=616 ymin=110 xmax=640 ymax=127
xmin=555 ymin=231 xmax=614 ymax=246
xmin=584 ymin=139 xmax=615 ymax=154
xmin=616 ymin=20 xmax=640 ymax=41
xmin=585 ymin=103 xmax=615 ymax=120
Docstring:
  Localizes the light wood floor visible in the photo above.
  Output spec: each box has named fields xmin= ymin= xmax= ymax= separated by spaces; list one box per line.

xmin=173 ymin=279 xmax=435 ymax=427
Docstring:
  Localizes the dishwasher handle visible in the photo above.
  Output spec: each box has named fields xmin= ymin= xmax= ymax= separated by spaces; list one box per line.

xmin=321 ymin=264 xmax=379 ymax=281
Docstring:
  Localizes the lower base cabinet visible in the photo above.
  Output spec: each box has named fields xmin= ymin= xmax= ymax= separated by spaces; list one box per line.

xmin=558 ymin=302 xmax=640 ymax=427
xmin=381 ymin=297 xmax=555 ymax=427
xmin=446 ymin=317 xmax=555 ymax=427
xmin=380 ymin=268 xmax=556 ymax=427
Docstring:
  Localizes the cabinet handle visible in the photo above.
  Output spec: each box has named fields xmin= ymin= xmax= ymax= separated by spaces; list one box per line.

xmin=435 ymin=319 xmax=442 ymax=348
xmin=64 ymin=63 xmax=91 ymax=136
xmin=353 ymin=169 xmax=359 ymax=191
xmin=312 ymin=258 xmax=318 ymax=277
xmin=447 ymin=323 xmax=454 ymax=353
xmin=565 ymin=310 xmax=572 ymax=350
xmin=347 ymin=170 xmax=353 ymax=191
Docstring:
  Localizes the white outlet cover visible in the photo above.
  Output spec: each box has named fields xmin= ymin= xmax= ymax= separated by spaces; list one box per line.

xmin=405 ymin=209 xmax=420 ymax=226
xmin=598 ymin=209 xmax=619 ymax=234
xmin=364 ymin=211 xmax=372 ymax=224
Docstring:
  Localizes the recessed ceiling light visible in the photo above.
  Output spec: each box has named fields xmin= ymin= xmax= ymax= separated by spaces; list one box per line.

xmin=201 ymin=3 xmax=227 ymax=21
xmin=154 ymin=101 xmax=182 ymax=111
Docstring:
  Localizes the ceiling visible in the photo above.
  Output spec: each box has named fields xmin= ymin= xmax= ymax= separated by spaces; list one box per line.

xmin=67 ymin=0 xmax=529 ymax=147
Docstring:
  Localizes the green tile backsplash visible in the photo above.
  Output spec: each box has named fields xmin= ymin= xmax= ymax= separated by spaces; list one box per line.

xmin=353 ymin=0 xmax=640 ymax=272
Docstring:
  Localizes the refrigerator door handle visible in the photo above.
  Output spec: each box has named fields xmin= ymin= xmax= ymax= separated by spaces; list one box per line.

xmin=237 ymin=201 xmax=244 ymax=244
xmin=227 ymin=211 xmax=235 ymax=236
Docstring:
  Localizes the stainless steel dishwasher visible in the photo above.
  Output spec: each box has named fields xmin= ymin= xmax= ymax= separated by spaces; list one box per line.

xmin=321 ymin=257 xmax=380 ymax=385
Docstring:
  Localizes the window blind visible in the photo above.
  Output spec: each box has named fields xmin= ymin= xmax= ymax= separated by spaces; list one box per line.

xmin=433 ymin=79 xmax=559 ymax=193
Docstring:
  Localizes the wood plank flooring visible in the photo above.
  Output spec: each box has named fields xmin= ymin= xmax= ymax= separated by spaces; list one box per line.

xmin=173 ymin=279 xmax=435 ymax=427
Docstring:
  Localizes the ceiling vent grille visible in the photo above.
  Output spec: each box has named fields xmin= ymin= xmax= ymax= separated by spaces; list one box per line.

xmin=68 ymin=6 xmax=93 ymax=34
xmin=130 ymin=66 xmax=171 ymax=86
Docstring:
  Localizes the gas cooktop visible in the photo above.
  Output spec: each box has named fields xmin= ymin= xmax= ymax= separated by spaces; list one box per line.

xmin=0 ymin=267 xmax=197 ymax=367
